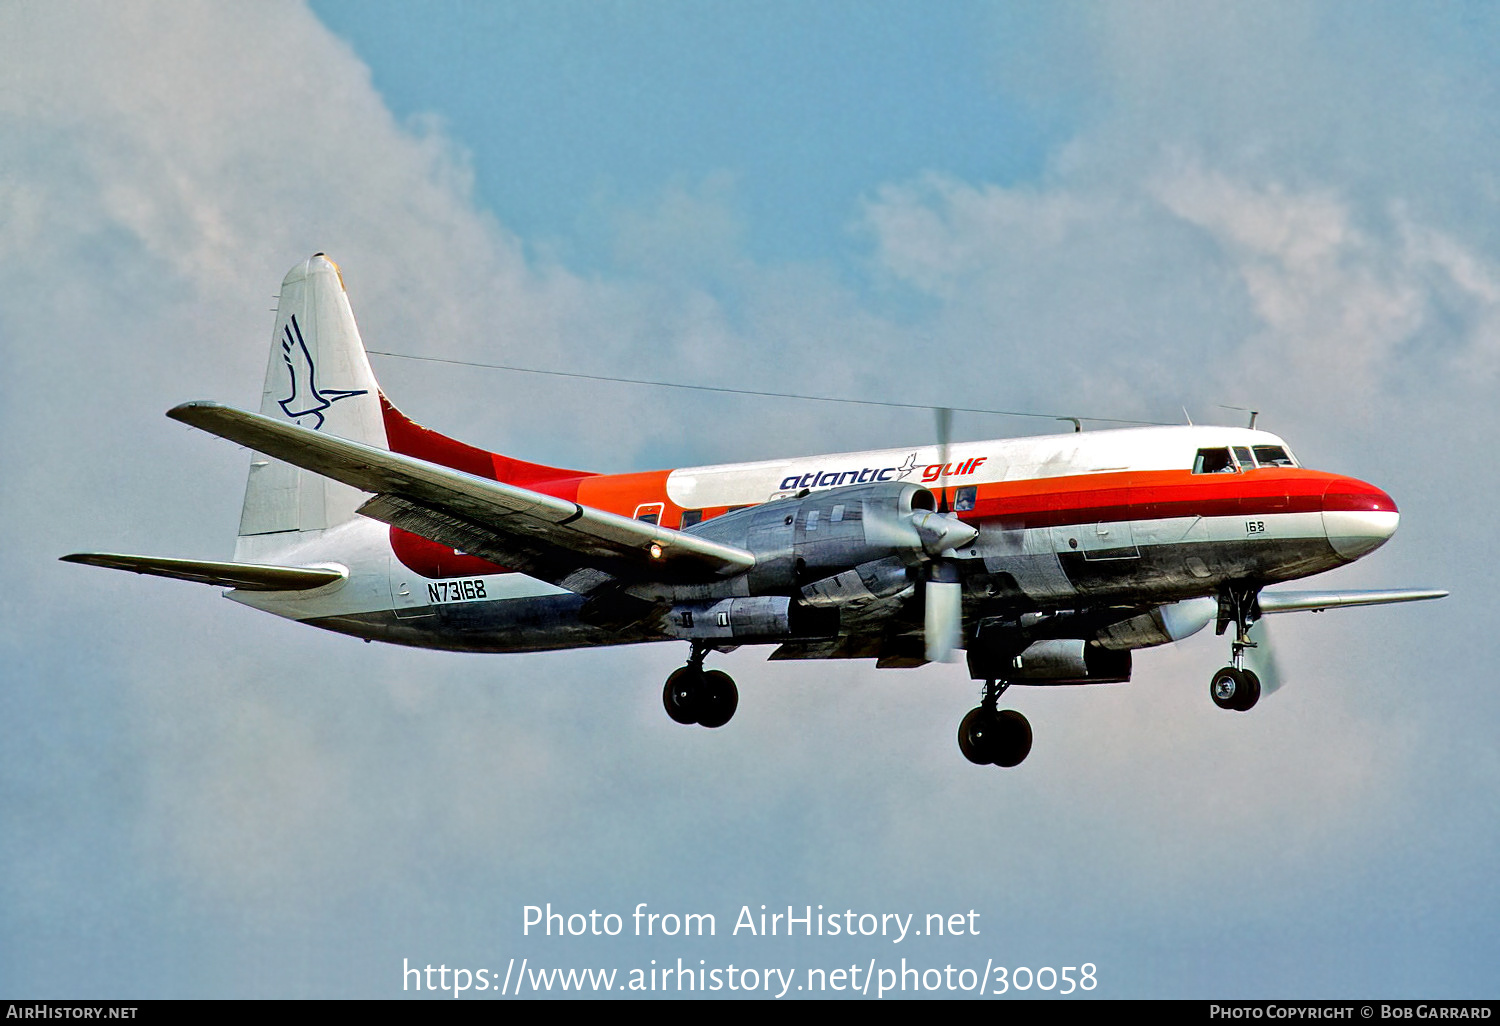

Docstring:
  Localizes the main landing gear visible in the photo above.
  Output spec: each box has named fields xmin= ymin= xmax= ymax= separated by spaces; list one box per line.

xmin=662 ymin=643 xmax=739 ymax=729
xmin=1210 ymin=585 xmax=1261 ymax=712
xmin=958 ymin=680 xmax=1032 ymax=768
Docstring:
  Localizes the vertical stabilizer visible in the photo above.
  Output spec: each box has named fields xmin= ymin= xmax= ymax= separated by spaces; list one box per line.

xmin=236 ymin=254 xmax=387 ymax=552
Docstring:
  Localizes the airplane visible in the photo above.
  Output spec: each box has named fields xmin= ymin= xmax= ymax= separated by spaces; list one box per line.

xmin=64 ymin=254 xmax=1447 ymax=768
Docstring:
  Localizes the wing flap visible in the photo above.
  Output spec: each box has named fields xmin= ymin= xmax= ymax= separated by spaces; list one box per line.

xmin=167 ymin=401 xmax=755 ymax=591
xmin=358 ymin=493 xmax=623 ymax=589
xmin=1259 ymin=588 xmax=1449 ymax=614
xmin=60 ymin=553 xmax=345 ymax=592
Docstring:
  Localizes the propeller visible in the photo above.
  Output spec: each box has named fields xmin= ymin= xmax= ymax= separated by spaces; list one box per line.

xmin=1241 ymin=616 xmax=1284 ymax=695
xmin=925 ymin=560 xmax=963 ymax=663
xmin=934 ymin=407 xmax=952 ymax=513
xmin=922 ymin=406 xmax=969 ymax=662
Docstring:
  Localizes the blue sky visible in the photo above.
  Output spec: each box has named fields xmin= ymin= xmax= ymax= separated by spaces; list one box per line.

xmin=310 ymin=1 xmax=1067 ymax=269
xmin=3 ymin=0 xmax=1498 ymax=1000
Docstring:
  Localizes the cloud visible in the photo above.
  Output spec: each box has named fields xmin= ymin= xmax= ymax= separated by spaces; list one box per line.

xmin=1154 ymin=166 xmax=1500 ymax=416
xmin=859 ymin=158 xmax=1500 ymax=438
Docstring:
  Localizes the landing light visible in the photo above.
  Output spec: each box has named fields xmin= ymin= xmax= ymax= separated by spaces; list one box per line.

xmin=649 ymin=543 xmax=664 ymax=560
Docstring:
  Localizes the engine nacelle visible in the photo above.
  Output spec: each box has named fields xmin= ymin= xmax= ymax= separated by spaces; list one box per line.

xmin=1007 ymin=640 xmax=1131 ymax=684
xmin=799 ymin=556 xmax=913 ymax=607
xmin=1094 ymin=597 xmax=1217 ymax=650
xmin=661 ymin=596 xmax=837 ymax=642
xmin=688 ymin=481 xmax=942 ymax=595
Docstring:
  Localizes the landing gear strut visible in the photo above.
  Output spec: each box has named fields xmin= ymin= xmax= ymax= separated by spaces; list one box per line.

xmin=1210 ymin=585 xmax=1262 ymax=712
xmin=958 ymin=680 xmax=1032 ymax=767
xmin=662 ymin=643 xmax=739 ymax=729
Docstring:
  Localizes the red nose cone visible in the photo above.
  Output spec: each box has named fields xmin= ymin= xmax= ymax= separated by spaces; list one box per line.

xmin=1322 ymin=477 xmax=1399 ymax=562
xmin=1321 ymin=477 xmax=1398 ymax=514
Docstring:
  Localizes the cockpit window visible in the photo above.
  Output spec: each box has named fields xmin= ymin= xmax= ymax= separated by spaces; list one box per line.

xmin=1193 ymin=447 xmax=1237 ymax=474
xmin=1253 ymin=445 xmax=1296 ymax=467
xmin=1232 ymin=446 xmax=1256 ymax=469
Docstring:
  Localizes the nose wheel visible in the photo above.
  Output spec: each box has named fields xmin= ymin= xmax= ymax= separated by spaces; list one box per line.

xmin=1209 ymin=666 xmax=1261 ymax=711
xmin=662 ymin=644 xmax=738 ymax=728
xmin=958 ymin=680 xmax=1032 ymax=767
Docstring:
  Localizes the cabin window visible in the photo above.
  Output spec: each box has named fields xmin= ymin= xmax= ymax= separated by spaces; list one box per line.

xmin=1232 ymin=446 xmax=1256 ymax=469
xmin=955 ymin=486 xmax=977 ymax=512
xmin=1253 ymin=445 xmax=1296 ymax=467
xmin=830 ymin=504 xmax=845 ymax=523
xmin=1193 ymin=448 xmax=1237 ymax=474
xmin=679 ymin=509 xmax=703 ymax=529
xmin=806 ymin=509 xmax=820 ymax=531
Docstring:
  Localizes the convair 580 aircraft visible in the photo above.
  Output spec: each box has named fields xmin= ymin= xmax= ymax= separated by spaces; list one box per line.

xmin=66 ymin=255 xmax=1446 ymax=768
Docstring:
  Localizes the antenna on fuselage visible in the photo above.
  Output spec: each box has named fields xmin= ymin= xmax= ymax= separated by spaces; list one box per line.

xmin=1056 ymin=417 xmax=1081 ymax=433
xmin=1182 ymin=406 xmax=1194 ymax=426
xmin=365 ymin=350 xmax=1176 ymax=428
xmin=1218 ymin=405 xmax=1259 ymax=429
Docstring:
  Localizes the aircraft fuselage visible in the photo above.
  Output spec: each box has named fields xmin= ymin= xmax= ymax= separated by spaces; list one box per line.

xmin=230 ymin=421 xmax=1396 ymax=659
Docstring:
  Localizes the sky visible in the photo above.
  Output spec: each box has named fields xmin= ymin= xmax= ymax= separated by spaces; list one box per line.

xmin=2 ymin=0 xmax=1497 ymax=1000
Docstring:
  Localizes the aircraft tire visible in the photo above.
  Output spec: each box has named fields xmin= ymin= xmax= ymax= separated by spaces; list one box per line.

xmin=1210 ymin=667 xmax=1245 ymax=711
xmin=1233 ymin=669 xmax=1262 ymax=712
xmin=992 ymin=709 xmax=1033 ymax=768
xmin=958 ymin=707 xmax=996 ymax=765
xmin=663 ymin=667 xmax=701 ymax=725
xmin=696 ymin=670 xmax=738 ymax=729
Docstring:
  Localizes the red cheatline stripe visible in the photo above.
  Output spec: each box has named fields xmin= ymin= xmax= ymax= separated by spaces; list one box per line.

xmin=389 ymin=462 xmax=1393 ymax=578
xmin=955 ymin=470 xmax=1393 ymax=527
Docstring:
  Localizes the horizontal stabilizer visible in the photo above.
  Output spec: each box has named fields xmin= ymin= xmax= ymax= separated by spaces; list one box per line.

xmin=1259 ymin=588 xmax=1449 ymax=614
xmin=166 ymin=401 xmax=755 ymax=593
xmin=60 ymin=553 xmax=346 ymax=592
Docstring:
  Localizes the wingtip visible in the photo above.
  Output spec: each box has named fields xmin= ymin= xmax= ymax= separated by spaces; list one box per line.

xmin=166 ymin=400 xmax=226 ymax=423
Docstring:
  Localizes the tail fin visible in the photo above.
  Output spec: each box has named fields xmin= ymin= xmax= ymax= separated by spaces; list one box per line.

xmin=236 ymin=254 xmax=386 ymax=552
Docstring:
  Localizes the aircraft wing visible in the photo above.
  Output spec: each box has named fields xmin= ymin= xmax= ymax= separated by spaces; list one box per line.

xmin=59 ymin=552 xmax=346 ymax=591
xmin=166 ymin=402 xmax=755 ymax=597
xmin=1258 ymin=588 xmax=1449 ymax=613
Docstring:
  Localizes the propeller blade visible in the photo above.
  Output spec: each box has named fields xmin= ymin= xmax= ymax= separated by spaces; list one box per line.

xmin=924 ymin=562 xmax=963 ymax=663
xmin=1243 ymin=617 xmax=1284 ymax=695
xmin=935 ymin=406 xmax=952 ymax=512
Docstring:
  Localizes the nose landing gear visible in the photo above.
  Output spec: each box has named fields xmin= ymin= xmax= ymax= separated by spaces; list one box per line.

xmin=958 ymin=680 xmax=1032 ymax=767
xmin=1210 ymin=665 xmax=1261 ymax=711
xmin=662 ymin=643 xmax=739 ymax=728
xmin=1210 ymin=585 xmax=1262 ymax=712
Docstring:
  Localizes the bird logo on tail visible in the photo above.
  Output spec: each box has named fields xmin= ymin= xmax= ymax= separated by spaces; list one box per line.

xmin=277 ymin=314 xmax=368 ymax=430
